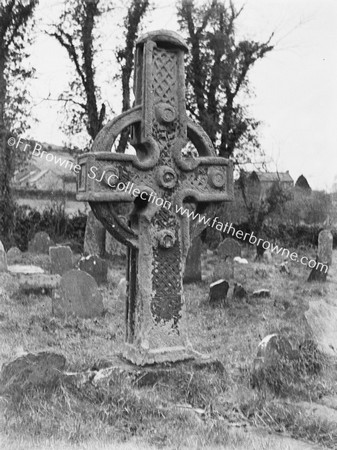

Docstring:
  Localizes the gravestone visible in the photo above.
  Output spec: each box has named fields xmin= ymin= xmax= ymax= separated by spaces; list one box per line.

xmin=78 ymin=254 xmax=108 ymax=284
xmin=7 ymin=247 xmax=22 ymax=260
xmin=213 ymin=238 xmax=241 ymax=281
xmin=183 ymin=236 xmax=202 ymax=283
xmin=106 ymin=231 xmax=126 ymax=258
xmin=76 ymin=30 xmax=233 ymax=364
xmin=28 ymin=231 xmax=54 ymax=254
xmin=52 ymin=269 xmax=104 ymax=318
xmin=49 ymin=246 xmax=73 ymax=276
xmin=209 ymin=279 xmax=229 ymax=307
xmin=0 ymin=240 xmax=7 ymax=272
xmin=308 ymin=229 xmax=333 ymax=282
xmin=84 ymin=211 xmax=106 ymax=257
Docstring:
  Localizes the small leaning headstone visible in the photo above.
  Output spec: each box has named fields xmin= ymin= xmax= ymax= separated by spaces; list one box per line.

xmin=213 ymin=238 xmax=241 ymax=281
xmin=209 ymin=279 xmax=229 ymax=307
xmin=308 ymin=229 xmax=333 ymax=282
xmin=0 ymin=241 xmax=7 ymax=272
xmin=78 ymin=254 xmax=108 ymax=284
xmin=28 ymin=232 xmax=54 ymax=254
xmin=49 ymin=246 xmax=73 ymax=276
xmin=52 ymin=269 xmax=104 ymax=318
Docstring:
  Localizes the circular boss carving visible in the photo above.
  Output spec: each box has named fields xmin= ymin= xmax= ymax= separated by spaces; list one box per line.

xmin=208 ymin=167 xmax=226 ymax=189
xmin=102 ymin=167 xmax=119 ymax=187
xmin=156 ymin=229 xmax=176 ymax=249
xmin=155 ymin=102 xmax=176 ymax=124
xmin=156 ymin=165 xmax=177 ymax=189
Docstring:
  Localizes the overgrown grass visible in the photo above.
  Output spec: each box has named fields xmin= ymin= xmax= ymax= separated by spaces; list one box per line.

xmin=1 ymin=247 xmax=337 ymax=449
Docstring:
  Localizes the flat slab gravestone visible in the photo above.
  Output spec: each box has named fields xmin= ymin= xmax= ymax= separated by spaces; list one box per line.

xmin=52 ymin=269 xmax=104 ymax=318
xmin=213 ymin=238 xmax=241 ymax=281
xmin=84 ymin=211 xmax=106 ymax=257
xmin=28 ymin=232 xmax=54 ymax=254
xmin=76 ymin=30 xmax=233 ymax=364
xmin=49 ymin=246 xmax=73 ymax=276
xmin=308 ymin=229 xmax=332 ymax=282
xmin=0 ymin=241 xmax=7 ymax=272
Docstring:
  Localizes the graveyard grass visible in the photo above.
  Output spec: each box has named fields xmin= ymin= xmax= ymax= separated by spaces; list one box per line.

xmin=1 ymin=247 xmax=337 ymax=449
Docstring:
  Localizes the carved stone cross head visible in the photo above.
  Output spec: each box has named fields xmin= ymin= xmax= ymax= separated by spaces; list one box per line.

xmin=77 ymin=30 xmax=233 ymax=365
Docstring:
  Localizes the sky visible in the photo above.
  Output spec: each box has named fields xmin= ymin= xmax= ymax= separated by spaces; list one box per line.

xmin=26 ymin=0 xmax=337 ymax=191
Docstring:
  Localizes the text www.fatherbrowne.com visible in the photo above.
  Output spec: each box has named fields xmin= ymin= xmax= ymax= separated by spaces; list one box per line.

xmin=9 ymin=136 xmax=327 ymax=274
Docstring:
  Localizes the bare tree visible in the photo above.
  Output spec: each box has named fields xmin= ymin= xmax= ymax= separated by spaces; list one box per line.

xmin=116 ymin=0 xmax=149 ymax=153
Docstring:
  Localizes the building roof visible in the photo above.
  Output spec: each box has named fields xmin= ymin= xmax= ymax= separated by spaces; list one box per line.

xmin=250 ymin=171 xmax=294 ymax=183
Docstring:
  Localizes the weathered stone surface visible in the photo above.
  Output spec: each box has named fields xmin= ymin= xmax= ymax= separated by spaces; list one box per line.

xmin=279 ymin=261 xmax=290 ymax=274
xmin=6 ymin=246 xmax=22 ymax=261
xmin=0 ymin=352 xmax=66 ymax=394
xmin=213 ymin=238 xmax=241 ymax=281
xmin=105 ymin=231 xmax=126 ymax=257
xmin=53 ymin=269 xmax=104 ymax=318
xmin=308 ymin=229 xmax=332 ymax=282
xmin=304 ymin=300 xmax=337 ymax=357
xmin=84 ymin=211 xmax=106 ymax=257
xmin=15 ymin=273 xmax=61 ymax=294
xmin=209 ymin=279 xmax=229 ymax=307
xmin=217 ymin=238 xmax=241 ymax=259
xmin=318 ymin=229 xmax=333 ymax=266
xmin=8 ymin=264 xmax=44 ymax=274
xmin=234 ymin=256 xmax=248 ymax=264
xmin=252 ymin=289 xmax=270 ymax=298
xmin=233 ymin=283 xmax=247 ymax=299
xmin=0 ymin=240 xmax=7 ymax=272
xmin=251 ymin=334 xmax=295 ymax=389
xmin=49 ymin=246 xmax=73 ymax=275
xmin=28 ymin=231 xmax=54 ymax=254
xmin=78 ymin=254 xmax=108 ymax=284
xmin=117 ymin=277 xmax=127 ymax=301
xmin=184 ymin=235 xmax=202 ymax=283
xmin=76 ymin=30 xmax=233 ymax=364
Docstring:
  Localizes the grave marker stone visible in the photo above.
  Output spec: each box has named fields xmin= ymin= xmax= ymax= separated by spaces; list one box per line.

xmin=7 ymin=247 xmax=22 ymax=261
xmin=76 ymin=30 xmax=233 ymax=364
xmin=78 ymin=254 xmax=108 ymax=284
xmin=183 ymin=236 xmax=202 ymax=283
xmin=28 ymin=232 xmax=54 ymax=254
xmin=49 ymin=246 xmax=73 ymax=276
xmin=53 ymin=269 xmax=104 ymax=318
xmin=84 ymin=211 xmax=106 ymax=257
xmin=213 ymin=238 xmax=241 ymax=281
xmin=308 ymin=229 xmax=332 ymax=282
xmin=0 ymin=241 xmax=7 ymax=272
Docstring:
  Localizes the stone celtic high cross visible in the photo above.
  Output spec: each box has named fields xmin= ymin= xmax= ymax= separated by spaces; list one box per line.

xmin=77 ymin=30 xmax=233 ymax=365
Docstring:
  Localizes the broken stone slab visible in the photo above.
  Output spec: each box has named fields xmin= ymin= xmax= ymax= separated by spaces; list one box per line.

xmin=279 ymin=261 xmax=290 ymax=274
xmin=52 ymin=269 xmax=104 ymax=319
xmin=0 ymin=352 xmax=66 ymax=395
xmin=252 ymin=289 xmax=270 ymax=298
xmin=14 ymin=273 xmax=61 ymax=294
xmin=304 ymin=300 xmax=337 ymax=357
xmin=8 ymin=264 xmax=44 ymax=274
xmin=209 ymin=279 xmax=229 ymax=307
xmin=251 ymin=334 xmax=295 ymax=389
xmin=0 ymin=240 xmax=7 ymax=272
xmin=117 ymin=277 xmax=127 ymax=301
xmin=78 ymin=254 xmax=108 ymax=284
xmin=233 ymin=256 xmax=248 ymax=264
xmin=63 ymin=354 xmax=225 ymax=389
xmin=233 ymin=283 xmax=247 ymax=299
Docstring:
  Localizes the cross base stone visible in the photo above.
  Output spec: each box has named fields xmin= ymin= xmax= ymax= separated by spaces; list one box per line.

xmin=123 ymin=343 xmax=203 ymax=366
